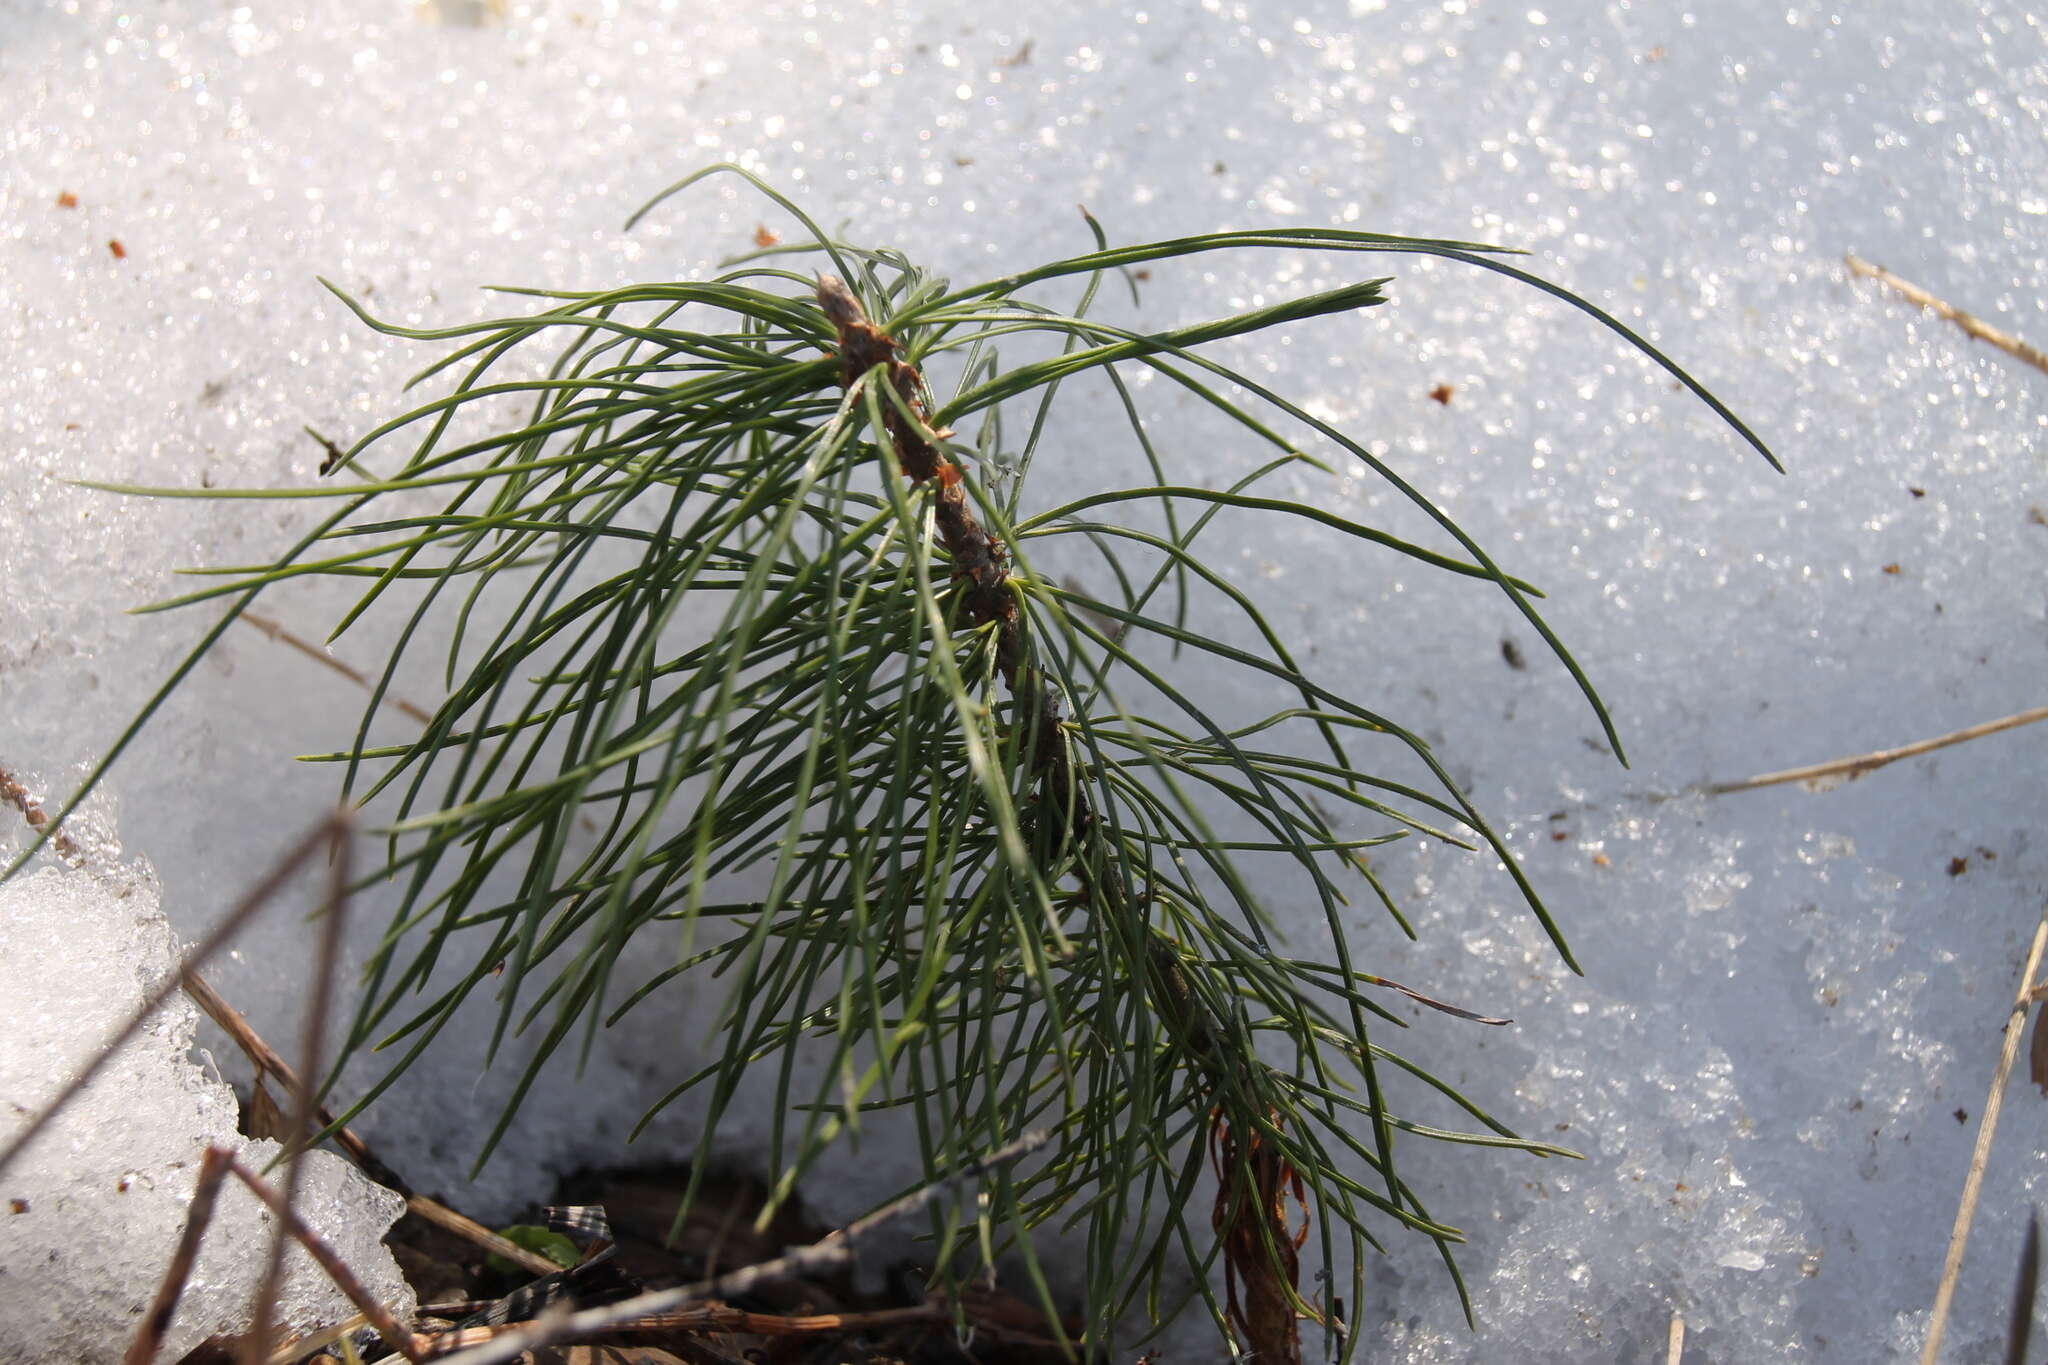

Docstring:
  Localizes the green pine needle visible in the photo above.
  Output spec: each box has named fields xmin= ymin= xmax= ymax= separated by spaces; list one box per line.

xmin=12 ymin=162 xmax=1774 ymax=1361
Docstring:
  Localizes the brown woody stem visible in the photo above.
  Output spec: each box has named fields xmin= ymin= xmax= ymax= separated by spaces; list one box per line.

xmin=816 ymin=276 xmax=1301 ymax=1359
xmin=817 ymin=273 xmax=1078 ymax=836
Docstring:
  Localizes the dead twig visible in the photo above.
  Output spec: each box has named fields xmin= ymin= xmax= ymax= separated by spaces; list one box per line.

xmin=1706 ymin=705 xmax=2048 ymax=796
xmin=1667 ymin=1312 xmax=1685 ymax=1365
xmin=187 ymin=947 xmax=560 ymax=1279
xmin=421 ymin=1128 xmax=1054 ymax=1365
xmin=0 ymin=813 xmax=544 ymax=1357
xmin=1920 ymin=903 xmax=2048 ymax=1365
xmin=180 ymin=972 xmax=401 ymax=1190
xmin=1846 ymin=254 xmax=2048 ymax=378
xmin=223 ymin=1152 xmax=425 ymax=1364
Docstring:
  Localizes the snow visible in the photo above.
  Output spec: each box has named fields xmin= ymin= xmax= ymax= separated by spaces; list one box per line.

xmin=3 ymin=1 xmax=2045 ymax=1360
xmin=0 ymin=862 xmax=413 ymax=1364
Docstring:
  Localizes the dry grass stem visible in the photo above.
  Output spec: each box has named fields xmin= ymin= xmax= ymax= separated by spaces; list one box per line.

xmin=424 ymin=1129 xmax=1052 ymax=1365
xmin=1920 ymin=903 xmax=2048 ymax=1365
xmin=1845 ymin=254 xmax=2048 ymax=377
xmin=0 ymin=812 xmax=538 ymax=1356
xmin=417 ymin=1301 xmax=954 ymax=1352
xmin=1706 ymin=704 xmax=2048 ymax=796
xmin=264 ymin=1314 xmax=370 ymax=1365
xmin=220 ymin=1152 xmax=425 ymax=1364
xmin=180 ymin=971 xmax=399 ymax=1189
xmin=1666 ymin=1312 xmax=1685 ymax=1365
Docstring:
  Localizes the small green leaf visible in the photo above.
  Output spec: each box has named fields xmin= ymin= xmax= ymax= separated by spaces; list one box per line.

xmin=486 ymin=1224 xmax=580 ymax=1275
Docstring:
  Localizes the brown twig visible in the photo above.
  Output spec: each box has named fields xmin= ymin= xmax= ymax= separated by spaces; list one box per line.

xmin=817 ymin=275 xmax=1300 ymax=1364
xmin=2005 ymin=1213 xmax=2040 ymax=1365
xmin=180 ymin=972 xmax=398 ymax=1189
xmin=223 ymin=1152 xmax=426 ymax=1363
xmin=1667 ymin=1312 xmax=1686 ymax=1365
xmin=1210 ymin=1113 xmax=1310 ymax=1365
xmin=0 ymin=814 xmax=547 ymax=1356
xmin=419 ymin=1128 xmax=1053 ymax=1365
xmin=1706 ymin=705 xmax=2048 ymax=796
xmin=1920 ymin=903 xmax=2048 ymax=1365
xmin=1845 ymin=254 xmax=2048 ymax=378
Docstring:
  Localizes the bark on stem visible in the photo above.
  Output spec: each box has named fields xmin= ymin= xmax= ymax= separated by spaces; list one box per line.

xmin=816 ymin=275 xmax=1303 ymax=1364
xmin=816 ymin=274 xmax=1078 ymax=833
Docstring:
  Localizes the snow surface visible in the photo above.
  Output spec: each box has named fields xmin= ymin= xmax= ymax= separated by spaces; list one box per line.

xmin=3 ymin=1 xmax=2045 ymax=1360
xmin=0 ymin=863 xmax=413 ymax=1364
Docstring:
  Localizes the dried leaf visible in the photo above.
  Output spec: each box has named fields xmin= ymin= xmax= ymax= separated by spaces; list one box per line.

xmin=244 ymin=1076 xmax=289 ymax=1144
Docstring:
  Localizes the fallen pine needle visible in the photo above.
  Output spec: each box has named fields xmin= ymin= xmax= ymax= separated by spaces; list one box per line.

xmin=1846 ymin=254 xmax=2048 ymax=378
xmin=423 ymin=1128 xmax=1053 ymax=1365
xmin=403 ymin=1194 xmax=562 ymax=1281
xmin=1707 ymin=704 xmax=2048 ymax=796
xmin=416 ymin=1301 xmax=954 ymax=1352
xmin=1920 ymin=902 xmax=2048 ymax=1365
xmin=239 ymin=609 xmax=435 ymax=725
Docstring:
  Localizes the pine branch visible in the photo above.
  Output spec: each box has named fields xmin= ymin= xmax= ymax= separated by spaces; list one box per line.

xmin=14 ymin=163 xmax=1776 ymax=1360
xmin=819 ymin=272 xmax=1301 ymax=1358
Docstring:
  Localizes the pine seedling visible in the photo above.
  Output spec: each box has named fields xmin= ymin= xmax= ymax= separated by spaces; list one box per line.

xmin=32 ymin=165 xmax=1774 ymax=1361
